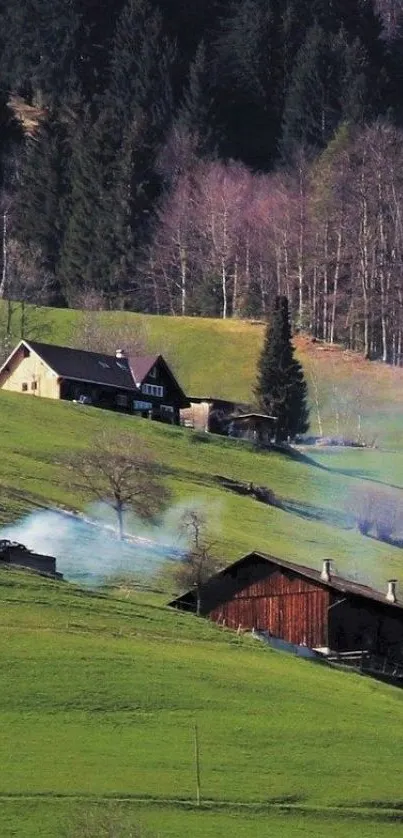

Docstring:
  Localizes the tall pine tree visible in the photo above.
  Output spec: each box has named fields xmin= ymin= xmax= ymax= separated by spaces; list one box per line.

xmin=255 ymin=296 xmax=309 ymax=442
xmin=177 ymin=41 xmax=215 ymax=157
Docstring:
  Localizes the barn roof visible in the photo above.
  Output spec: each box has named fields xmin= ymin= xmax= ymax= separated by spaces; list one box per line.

xmin=169 ymin=551 xmax=403 ymax=612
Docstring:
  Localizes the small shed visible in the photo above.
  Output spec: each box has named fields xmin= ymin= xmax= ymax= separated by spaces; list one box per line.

xmin=227 ymin=413 xmax=277 ymax=446
xmin=0 ymin=540 xmax=62 ymax=578
xmin=180 ymin=397 xmax=245 ymax=433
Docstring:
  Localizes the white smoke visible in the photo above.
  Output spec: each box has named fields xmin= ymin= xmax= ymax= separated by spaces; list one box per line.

xmin=0 ymin=501 xmax=197 ymax=586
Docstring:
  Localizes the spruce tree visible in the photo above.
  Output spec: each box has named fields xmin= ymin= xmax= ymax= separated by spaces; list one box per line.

xmin=212 ymin=0 xmax=283 ymax=168
xmin=281 ymin=24 xmax=338 ymax=155
xmin=15 ymin=115 xmax=67 ymax=263
xmin=255 ymin=296 xmax=309 ymax=442
xmin=59 ymin=108 xmax=102 ymax=304
xmin=177 ymin=41 xmax=214 ymax=156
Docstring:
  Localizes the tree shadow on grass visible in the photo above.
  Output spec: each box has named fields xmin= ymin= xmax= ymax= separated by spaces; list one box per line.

xmin=293 ymin=448 xmax=403 ymax=491
xmin=363 ymin=531 xmax=403 ymax=550
xmin=281 ymin=498 xmax=353 ymax=530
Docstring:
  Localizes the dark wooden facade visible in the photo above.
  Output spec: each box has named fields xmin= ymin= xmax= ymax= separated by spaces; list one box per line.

xmin=0 ymin=540 xmax=61 ymax=578
xmin=60 ymin=356 xmax=188 ymax=424
xmin=170 ymin=552 xmax=403 ymax=661
xmin=227 ymin=413 xmax=277 ymax=446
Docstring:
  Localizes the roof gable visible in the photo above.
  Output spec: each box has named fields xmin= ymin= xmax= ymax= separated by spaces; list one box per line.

xmin=129 ymin=354 xmax=159 ymax=384
xmin=130 ymin=353 xmax=188 ymax=401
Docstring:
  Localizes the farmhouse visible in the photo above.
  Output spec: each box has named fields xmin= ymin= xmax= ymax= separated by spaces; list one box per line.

xmin=170 ymin=552 xmax=403 ymax=664
xmin=0 ymin=340 xmax=189 ymax=423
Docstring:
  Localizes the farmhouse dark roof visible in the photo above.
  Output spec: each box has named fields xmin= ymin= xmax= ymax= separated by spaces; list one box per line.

xmin=169 ymin=551 xmax=403 ymax=612
xmin=26 ymin=341 xmax=140 ymax=390
xmin=0 ymin=340 xmax=189 ymax=405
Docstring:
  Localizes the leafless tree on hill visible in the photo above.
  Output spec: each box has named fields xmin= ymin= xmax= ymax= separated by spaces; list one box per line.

xmin=66 ymin=430 xmax=169 ymax=540
xmin=70 ymin=296 xmax=148 ymax=358
xmin=171 ymin=508 xmax=224 ymax=615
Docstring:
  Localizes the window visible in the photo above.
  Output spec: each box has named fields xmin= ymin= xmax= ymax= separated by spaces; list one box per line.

xmin=133 ymin=399 xmax=152 ymax=411
xmin=141 ymin=383 xmax=163 ymax=398
xmin=149 ymin=366 xmax=157 ymax=379
xmin=116 ymin=393 xmax=128 ymax=407
xmin=22 ymin=382 xmax=28 ymax=392
xmin=31 ymin=381 xmax=37 ymax=391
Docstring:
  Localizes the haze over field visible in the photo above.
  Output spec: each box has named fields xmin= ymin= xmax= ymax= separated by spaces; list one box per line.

xmin=0 ymin=503 xmax=194 ymax=584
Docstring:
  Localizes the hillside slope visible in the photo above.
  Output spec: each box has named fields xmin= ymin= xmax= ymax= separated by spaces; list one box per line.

xmin=0 ymin=391 xmax=402 ymax=587
xmin=3 ymin=302 xmax=403 ymax=446
xmin=1 ymin=569 xmax=403 ymax=837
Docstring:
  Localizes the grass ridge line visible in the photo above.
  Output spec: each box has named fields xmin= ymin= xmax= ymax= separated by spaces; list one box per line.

xmin=0 ymin=792 xmax=402 ymax=821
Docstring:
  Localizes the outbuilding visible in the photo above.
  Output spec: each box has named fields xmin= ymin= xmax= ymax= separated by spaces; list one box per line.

xmin=169 ymin=552 xmax=403 ymax=663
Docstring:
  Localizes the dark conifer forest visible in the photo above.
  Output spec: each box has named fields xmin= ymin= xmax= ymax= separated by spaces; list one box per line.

xmin=1 ymin=0 xmax=403 ymax=361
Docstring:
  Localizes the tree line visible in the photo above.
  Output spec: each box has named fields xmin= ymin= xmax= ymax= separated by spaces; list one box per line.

xmin=149 ymin=122 xmax=403 ymax=363
xmin=1 ymin=0 xmax=403 ymax=361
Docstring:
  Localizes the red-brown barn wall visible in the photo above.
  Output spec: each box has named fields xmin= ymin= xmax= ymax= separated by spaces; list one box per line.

xmin=209 ymin=568 xmax=330 ymax=647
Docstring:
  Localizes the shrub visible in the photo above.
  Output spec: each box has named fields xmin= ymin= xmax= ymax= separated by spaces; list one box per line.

xmin=349 ymin=486 xmax=402 ymax=543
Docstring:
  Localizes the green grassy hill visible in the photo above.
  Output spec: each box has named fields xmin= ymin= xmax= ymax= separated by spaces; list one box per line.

xmin=1 ymin=305 xmax=403 ymax=837
xmin=0 ymin=390 xmax=403 ymax=585
xmin=3 ymin=301 xmax=403 ymax=446
xmin=1 ymin=568 xmax=403 ymax=837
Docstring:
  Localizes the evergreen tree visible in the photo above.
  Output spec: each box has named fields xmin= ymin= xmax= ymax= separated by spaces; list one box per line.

xmin=72 ymin=0 xmax=126 ymax=100
xmin=212 ymin=0 xmax=284 ymax=168
xmin=59 ymin=107 xmax=102 ymax=304
xmin=255 ymin=296 xmax=309 ymax=442
xmin=281 ymin=24 xmax=340 ymax=155
xmin=0 ymin=0 xmax=80 ymax=104
xmin=177 ymin=41 xmax=214 ymax=157
xmin=14 ymin=114 xmax=67 ymax=277
xmin=107 ymin=0 xmax=175 ymax=138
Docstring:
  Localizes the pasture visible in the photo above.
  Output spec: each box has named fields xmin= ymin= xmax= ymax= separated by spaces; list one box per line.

xmin=2 ymin=301 xmax=403 ymax=445
xmin=1 ymin=569 xmax=403 ymax=836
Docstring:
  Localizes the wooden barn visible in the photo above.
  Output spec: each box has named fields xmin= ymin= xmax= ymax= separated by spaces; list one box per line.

xmin=169 ymin=552 xmax=403 ymax=663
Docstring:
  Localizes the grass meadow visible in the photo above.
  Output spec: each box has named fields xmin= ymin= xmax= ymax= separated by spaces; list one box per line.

xmin=3 ymin=300 xmax=403 ymax=445
xmin=0 ymin=304 xmax=402 ymax=835
xmin=1 ymin=569 xmax=403 ymax=837
xmin=0 ymin=389 xmax=402 ymax=584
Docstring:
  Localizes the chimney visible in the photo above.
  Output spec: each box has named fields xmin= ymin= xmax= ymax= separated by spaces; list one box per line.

xmin=115 ymin=349 xmax=125 ymax=359
xmin=386 ymin=579 xmax=397 ymax=603
xmin=321 ymin=559 xmax=331 ymax=583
